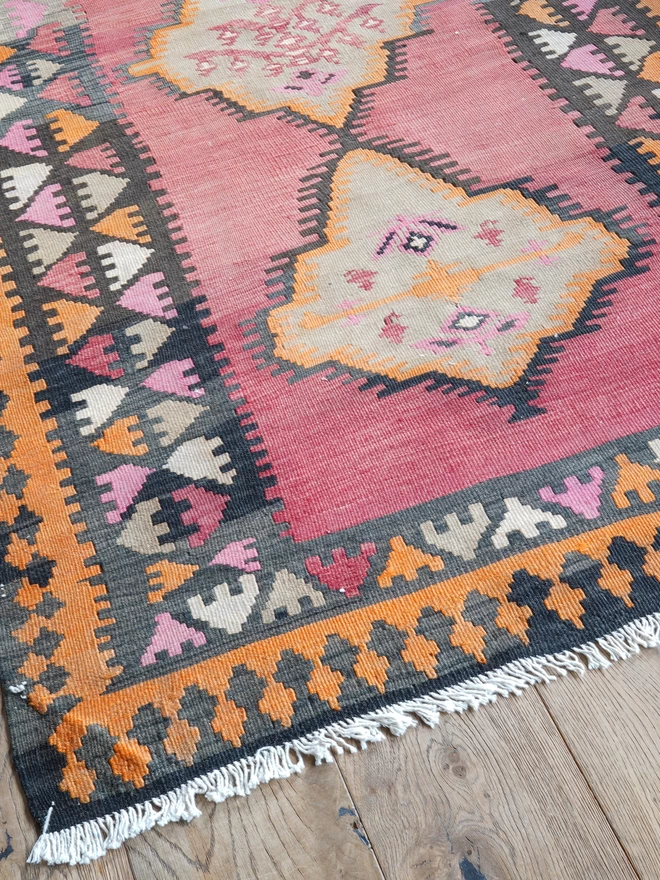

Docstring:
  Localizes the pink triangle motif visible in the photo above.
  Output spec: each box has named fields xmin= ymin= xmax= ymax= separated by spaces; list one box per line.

xmin=0 ymin=119 xmax=47 ymax=156
xmin=589 ymin=6 xmax=644 ymax=35
xmin=28 ymin=23 xmax=69 ymax=56
xmin=561 ymin=44 xmax=625 ymax=76
xmin=67 ymin=333 xmax=124 ymax=379
xmin=17 ymin=183 xmax=75 ymax=227
xmin=6 ymin=0 xmax=47 ymax=38
xmin=117 ymin=272 xmax=177 ymax=318
xmin=140 ymin=613 xmax=206 ymax=666
xmin=0 ymin=65 xmax=23 ymax=91
xmin=39 ymin=73 xmax=91 ymax=107
xmin=617 ymin=96 xmax=660 ymax=134
xmin=65 ymin=142 xmax=125 ymax=174
xmin=211 ymin=538 xmax=260 ymax=571
xmin=141 ymin=359 xmax=204 ymax=398
xmin=37 ymin=251 xmax=99 ymax=298
xmin=172 ymin=485 xmax=230 ymax=548
xmin=562 ymin=0 xmax=598 ymax=20
xmin=96 ymin=463 xmax=155 ymax=524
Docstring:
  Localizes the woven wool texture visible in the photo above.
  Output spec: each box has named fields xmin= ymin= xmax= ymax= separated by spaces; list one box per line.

xmin=0 ymin=0 xmax=660 ymax=864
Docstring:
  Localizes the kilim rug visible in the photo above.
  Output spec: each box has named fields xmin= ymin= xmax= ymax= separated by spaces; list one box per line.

xmin=0 ymin=0 xmax=658 ymax=865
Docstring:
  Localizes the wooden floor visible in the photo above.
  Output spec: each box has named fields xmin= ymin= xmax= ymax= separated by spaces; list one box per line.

xmin=0 ymin=648 xmax=658 ymax=880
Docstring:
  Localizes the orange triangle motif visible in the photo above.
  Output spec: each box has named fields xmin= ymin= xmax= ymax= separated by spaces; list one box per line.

xmin=0 ymin=46 xmax=16 ymax=65
xmin=634 ymin=136 xmax=660 ymax=165
xmin=92 ymin=416 xmax=148 ymax=456
xmin=377 ymin=536 xmax=444 ymax=588
xmin=640 ymin=51 xmax=660 ymax=85
xmin=46 ymin=109 xmax=100 ymax=152
xmin=145 ymin=560 xmax=199 ymax=603
xmin=43 ymin=298 xmax=102 ymax=354
xmin=517 ymin=0 xmax=569 ymax=26
xmin=91 ymin=206 xmax=151 ymax=243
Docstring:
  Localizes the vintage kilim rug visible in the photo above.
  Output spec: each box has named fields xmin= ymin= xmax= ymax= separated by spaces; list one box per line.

xmin=0 ymin=0 xmax=659 ymax=865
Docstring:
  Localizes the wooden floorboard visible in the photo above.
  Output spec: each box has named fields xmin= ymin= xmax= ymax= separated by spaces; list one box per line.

xmin=539 ymin=648 xmax=660 ymax=880
xmin=336 ymin=684 xmax=642 ymax=880
xmin=0 ymin=649 xmax=658 ymax=879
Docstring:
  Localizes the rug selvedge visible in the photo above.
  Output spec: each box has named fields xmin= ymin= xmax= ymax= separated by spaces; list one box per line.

xmin=0 ymin=0 xmax=659 ymax=864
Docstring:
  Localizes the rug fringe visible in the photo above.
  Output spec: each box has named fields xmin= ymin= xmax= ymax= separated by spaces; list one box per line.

xmin=28 ymin=611 xmax=660 ymax=865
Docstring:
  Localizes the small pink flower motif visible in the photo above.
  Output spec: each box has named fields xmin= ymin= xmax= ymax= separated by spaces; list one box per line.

xmin=185 ymin=51 xmax=220 ymax=77
xmin=317 ymin=1 xmax=342 ymax=17
xmin=339 ymin=299 xmax=365 ymax=325
xmin=360 ymin=16 xmax=384 ymax=30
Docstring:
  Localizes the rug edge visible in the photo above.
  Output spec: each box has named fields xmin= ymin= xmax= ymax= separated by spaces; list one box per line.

xmin=27 ymin=611 xmax=660 ymax=866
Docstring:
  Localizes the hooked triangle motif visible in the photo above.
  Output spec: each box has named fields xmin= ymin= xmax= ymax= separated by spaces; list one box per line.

xmin=589 ymin=6 xmax=644 ymax=36
xmin=17 ymin=182 xmax=75 ymax=227
xmin=164 ymin=437 xmax=236 ymax=485
xmin=20 ymin=227 xmax=77 ymax=274
xmin=140 ymin=612 xmax=206 ymax=666
xmin=28 ymin=23 xmax=68 ymax=56
xmin=0 ymin=118 xmax=47 ymax=156
xmin=66 ymin=142 xmax=125 ymax=174
xmin=377 ymin=536 xmax=444 ymax=588
xmin=0 ymin=161 xmax=51 ymax=209
xmin=142 ymin=359 xmax=204 ymax=398
xmin=172 ymin=484 xmax=229 ymax=548
xmin=145 ymin=399 xmax=207 ymax=446
xmin=91 ymin=205 xmax=151 ymax=243
xmin=518 ymin=0 xmax=569 ymax=27
xmin=6 ymin=0 xmax=47 ymax=39
xmin=125 ymin=318 xmax=174 ymax=370
xmin=0 ymin=46 xmax=16 ymax=65
xmin=92 ymin=415 xmax=148 ymax=457
xmin=145 ymin=560 xmax=199 ymax=603
xmin=573 ymin=75 xmax=626 ymax=115
xmin=604 ymin=35 xmax=655 ymax=71
xmin=66 ymin=332 xmax=123 ymax=378
xmin=43 ymin=298 xmax=102 ymax=354
xmin=634 ymin=135 xmax=660 ymax=165
xmin=561 ymin=0 xmax=598 ymax=19
xmin=639 ymin=51 xmax=660 ymax=84
xmin=26 ymin=58 xmax=61 ymax=86
xmin=0 ymin=93 xmax=26 ymax=121
xmin=116 ymin=272 xmax=176 ymax=319
xmin=46 ymin=108 xmax=99 ymax=152
xmin=39 ymin=72 xmax=91 ymax=106
xmin=561 ymin=43 xmax=625 ymax=76
xmin=97 ymin=240 xmax=154 ymax=290
xmin=72 ymin=171 xmax=128 ymax=220
xmin=0 ymin=64 xmax=23 ymax=90
xmin=96 ymin=463 xmax=155 ymax=524
xmin=37 ymin=250 xmax=99 ymax=298
xmin=71 ymin=383 xmax=129 ymax=436
xmin=617 ymin=95 xmax=660 ymax=133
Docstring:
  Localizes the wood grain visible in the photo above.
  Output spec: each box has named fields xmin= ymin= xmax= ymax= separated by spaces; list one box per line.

xmin=124 ymin=760 xmax=385 ymax=880
xmin=336 ymin=685 xmax=641 ymax=880
xmin=539 ymin=648 xmax=660 ymax=880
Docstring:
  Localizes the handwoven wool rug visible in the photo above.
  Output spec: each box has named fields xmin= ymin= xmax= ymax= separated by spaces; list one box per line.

xmin=0 ymin=0 xmax=659 ymax=865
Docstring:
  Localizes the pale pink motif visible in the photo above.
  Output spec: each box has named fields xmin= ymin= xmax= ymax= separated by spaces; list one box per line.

xmin=539 ymin=466 xmax=605 ymax=520
xmin=142 ymin=359 xmax=205 ymax=398
xmin=211 ymin=538 xmax=261 ymax=572
xmin=344 ymin=268 xmax=376 ymax=290
xmin=0 ymin=119 xmax=47 ymax=157
xmin=96 ymin=464 xmax=155 ymax=524
xmin=117 ymin=272 xmax=177 ymax=319
xmin=140 ymin=613 xmax=206 ymax=666
xmin=522 ymin=239 xmax=558 ymax=266
xmin=6 ymin=0 xmax=47 ymax=39
xmin=339 ymin=298 xmax=365 ymax=325
xmin=513 ymin=276 xmax=540 ymax=304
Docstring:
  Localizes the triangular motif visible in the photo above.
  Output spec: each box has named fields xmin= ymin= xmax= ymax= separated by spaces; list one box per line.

xmin=97 ymin=240 xmax=154 ymax=290
xmin=141 ymin=359 xmax=204 ymax=398
xmin=604 ymin=35 xmax=655 ymax=71
xmin=96 ymin=463 xmax=155 ymax=523
xmin=71 ymin=383 xmax=129 ymax=436
xmin=38 ymin=72 xmax=91 ymax=106
xmin=28 ymin=23 xmax=68 ymax=56
xmin=0 ymin=46 xmax=16 ymax=65
xmin=377 ymin=536 xmax=444 ymax=588
xmin=92 ymin=415 xmax=148 ymax=457
xmin=37 ymin=251 xmax=99 ymax=298
xmin=164 ymin=437 xmax=235 ymax=485
xmin=573 ymin=75 xmax=627 ymax=115
xmin=91 ymin=205 xmax=151 ymax=243
xmin=66 ymin=142 xmax=125 ymax=174
xmin=529 ymin=29 xmax=577 ymax=58
xmin=171 ymin=484 xmax=229 ymax=548
xmin=46 ymin=108 xmax=99 ymax=152
xmin=5 ymin=0 xmax=47 ymax=39
xmin=561 ymin=0 xmax=598 ymax=19
xmin=617 ymin=95 xmax=660 ymax=133
xmin=145 ymin=399 xmax=207 ymax=446
xmin=518 ymin=0 xmax=569 ymax=27
xmin=561 ymin=44 xmax=625 ymax=76
xmin=0 ymin=93 xmax=27 ymax=121
xmin=17 ymin=182 xmax=75 ymax=227
xmin=116 ymin=272 xmax=176 ymax=318
xmin=66 ymin=332 xmax=123 ymax=378
xmin=145 ymin=560 xmax=199 ymax=603
xmin=26 ymin=58 xmax=61 ymax=86
xmin=43 ymin=298 xmax=102 ymax=354
xmin=0 ymin=161 xmax=51 ymax=209
xmin=0 ymin=119 xmax=47 ymax=156
xmin=589 ymin=6 xmax=644 ymax=36
xmin=634 ymin=135 xmax=660 ymax=165
xmin=72 ymin=171 xmax=128 ymax=219
xmin=140 ymin=613 xmax=206 ymax=666
xmin=0 ymin=64 xmax=23 ymax=90
xmin=20 ymin=227 xmax=77 ymax=273
xmin=639 ymin=51 xmax=660 ymax=84
xmin=125 ymin=318 xmax=174 ymax=369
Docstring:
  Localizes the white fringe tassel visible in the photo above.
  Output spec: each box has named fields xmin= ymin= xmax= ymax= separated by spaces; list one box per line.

xmin=29 ymin=611 xmax=660 ymax=865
